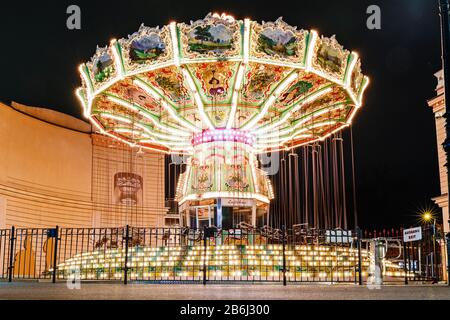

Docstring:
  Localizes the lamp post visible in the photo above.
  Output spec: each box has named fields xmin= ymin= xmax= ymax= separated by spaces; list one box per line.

xmin=422 ymin=212 xmax=438 ymax=281
xmin=438 ymin=0 xmax=450 ymax=286
xmin=426 ymin=213 xmax=437 ymax=280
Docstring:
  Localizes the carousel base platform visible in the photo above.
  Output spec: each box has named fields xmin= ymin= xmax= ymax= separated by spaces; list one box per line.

xmin=58 ymin=244 xmax=409 ymax=282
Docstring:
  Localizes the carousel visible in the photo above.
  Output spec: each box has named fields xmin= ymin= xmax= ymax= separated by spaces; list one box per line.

xmin=77 ymin=13 xmax=369 ymax=230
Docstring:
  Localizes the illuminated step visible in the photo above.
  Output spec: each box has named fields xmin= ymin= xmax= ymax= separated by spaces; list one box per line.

xmin=58 ymin=244 xmax=405 ymax=280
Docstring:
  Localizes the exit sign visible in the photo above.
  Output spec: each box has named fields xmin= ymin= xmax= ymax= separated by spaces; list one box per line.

xmin=403 ymin=227 xmax=422 ymax=243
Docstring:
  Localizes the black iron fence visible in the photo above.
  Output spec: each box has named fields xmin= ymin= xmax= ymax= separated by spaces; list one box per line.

xmin=397 ymin=226 xmax=445 ymax=283
xmin=0 ymin=228 xmax=11 ymax=280
xmin=0 ymin=225 xmax=446 ymax=285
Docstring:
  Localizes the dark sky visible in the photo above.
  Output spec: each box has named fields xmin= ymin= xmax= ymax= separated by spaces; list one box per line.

xmin=0 ymin=0 xmax=443 ymax=229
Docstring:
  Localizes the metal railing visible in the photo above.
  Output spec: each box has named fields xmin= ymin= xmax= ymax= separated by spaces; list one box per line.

xmin=0 ymin=225 xmax=444 ymax=285
xmin=360 ymin=226 xmax=447 ymax=284
xmin=0 ymin=228 xmax=11 ymax=280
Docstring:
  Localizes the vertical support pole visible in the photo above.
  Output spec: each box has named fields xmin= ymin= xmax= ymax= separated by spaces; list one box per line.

xmin=217 ymin=199 xmax=223 ymax=229
xmin=203 ymin=226 xmax=207 ymax=286
xmin=124 ymin=226 xmax=130 ymax=285
xmin=414 ymin=240 xmax=418 ymax=280
xmin=186 ymin=210 xmax=190 ymax=228
xmin=8 ymin=226 xmax=15 ymax=283
xmin=282 ymin=225 xmax=287 ymax=286
xmin=252 ymin=205 xmax=257 ymax=227
xmin=52 ymin=226 xmax=59 ymax=284
xmin=439 ymin=228 xmax=447 ymax=282
xmin=419 ymin=245 xmax=422 ymax=278
xmin=432 ymin=221 xmax=438 ymax=282
xmin=208 ymin=206 xmax=212 ymax=227
xmin=357 ymin=227 xmax=363 ymax=286
xmin=403 ymin=240 xmax=409 ymax=285
xmin=350 ymin=127 xmax=359 ymax=229
xmin=196 ymin=208 xmax=199 ymax=230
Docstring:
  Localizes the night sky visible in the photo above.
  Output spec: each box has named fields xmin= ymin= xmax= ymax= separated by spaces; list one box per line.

xmin=0 ymin=0 xmax=443 ymax=229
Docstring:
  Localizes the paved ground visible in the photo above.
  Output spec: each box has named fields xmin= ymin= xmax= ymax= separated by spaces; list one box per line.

xmin=0 ymin=282 xmax=449 ymax=300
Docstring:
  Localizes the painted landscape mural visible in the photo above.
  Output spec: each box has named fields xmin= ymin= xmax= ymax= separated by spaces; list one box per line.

xmin=188 ymin=24 xmax=234 ymax=54
xmin=258 ymin=28 xmax=297 ymax=57
xmin=93 ymin=53 xmax=114 ymax=82
xmin=130 ymin=34 xmax=166 ymax=63
xmin=316 ymin=44 xmax=343 ymax=74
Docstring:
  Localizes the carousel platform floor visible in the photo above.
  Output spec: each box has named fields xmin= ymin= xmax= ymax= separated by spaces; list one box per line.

xmin=0 ymin=282 xmax=449 ymax=300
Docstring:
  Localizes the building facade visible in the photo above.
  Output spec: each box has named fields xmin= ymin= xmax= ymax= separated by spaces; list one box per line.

xmin=428 ymin=70 xmax=450 ymax=234
xmin=0 ymin=101 xmax=168 ymax=229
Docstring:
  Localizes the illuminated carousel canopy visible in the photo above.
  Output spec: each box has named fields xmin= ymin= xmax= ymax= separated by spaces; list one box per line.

xmin=77 ymin=13 xmax=369 ymax=217
xmin=77 ymin=13 xmax=369 ymax=155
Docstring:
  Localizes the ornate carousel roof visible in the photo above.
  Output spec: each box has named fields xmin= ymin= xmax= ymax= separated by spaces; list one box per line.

xmin=77 ymin=13 xmax=369 ymax=154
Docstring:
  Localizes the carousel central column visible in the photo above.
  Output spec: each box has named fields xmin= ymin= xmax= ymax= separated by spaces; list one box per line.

xmin=176 ymin=129 xmax=273 ymax=229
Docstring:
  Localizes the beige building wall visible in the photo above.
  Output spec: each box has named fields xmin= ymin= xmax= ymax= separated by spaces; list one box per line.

xmin=91 ymin=135 xmax=167 ymax=227
xmin=428 ymin=70 xmax=449 ymax=234
xmin=0 ymin=102 xmax=167 ymax=229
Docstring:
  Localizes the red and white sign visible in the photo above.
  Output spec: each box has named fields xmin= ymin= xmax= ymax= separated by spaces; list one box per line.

xmin=403 ymin=227 xmax=422 ymax=243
